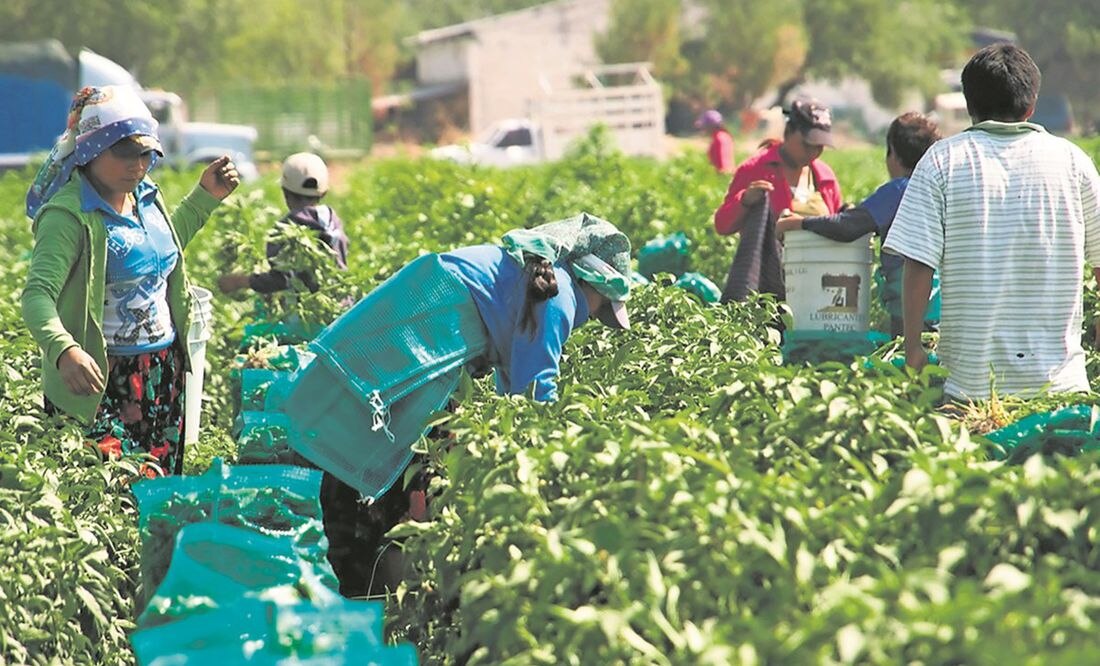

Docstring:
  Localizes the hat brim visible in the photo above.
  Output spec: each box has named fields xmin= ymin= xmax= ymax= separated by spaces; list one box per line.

xmin=595 ymin=299 xmax=630 ymax=330
xmin=802 ymin=128 xmax=834 ymax=147
xmin=112 ymin=134 xmax=164 ymax=157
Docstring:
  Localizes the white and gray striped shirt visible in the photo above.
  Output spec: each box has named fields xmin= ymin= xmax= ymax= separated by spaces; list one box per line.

xmin=884 ymin=120 xmax=1100 ymax=400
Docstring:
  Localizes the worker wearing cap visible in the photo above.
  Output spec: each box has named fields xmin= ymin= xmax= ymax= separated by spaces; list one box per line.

xmin=713 ymin=98 xmax=843 ymax=235
xmin=695 ymin=109 xmax=735 ymax=174
xmin=284 ymin=212 xmax=633 ymax=597
xmin=219 ymin=152 xmax=348 ymax=294
xmin=21 ymin=85 xmax=240 ymax=475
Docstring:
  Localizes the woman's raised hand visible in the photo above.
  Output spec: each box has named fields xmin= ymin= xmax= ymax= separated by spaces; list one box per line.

xmin=200 ymin=155 xmax=241 ymax=200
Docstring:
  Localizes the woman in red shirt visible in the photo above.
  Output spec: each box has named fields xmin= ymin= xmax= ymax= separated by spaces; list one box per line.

xmin=713 ymin=99 xmax=842 ymax=235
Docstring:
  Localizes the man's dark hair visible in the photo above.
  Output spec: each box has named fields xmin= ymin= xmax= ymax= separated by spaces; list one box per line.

xmin=961 ymin=43 xmax=1041 ymax=122
xmin=282 ymin=187 xmax=322 ymax=207
xmin=886 ymin=112 xmax=942 ymax=170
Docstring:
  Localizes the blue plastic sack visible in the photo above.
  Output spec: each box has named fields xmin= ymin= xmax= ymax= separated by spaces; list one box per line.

xmin=133 ymin=596 xmax=419 ymax=665
xmin=984 ymin=404 xmax=1100 ymax=463
xmin=674 ymin=272 xmax=721 ymax=305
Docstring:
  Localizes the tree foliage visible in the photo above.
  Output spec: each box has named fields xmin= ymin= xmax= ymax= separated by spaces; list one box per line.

xmin=1 ymin=0 xmax=1096 ymax=126
xmin=795 ymin=0 xmax=968 ymax=108
xmin=596 ymin=0 xmax=686 ymax=80
xmin=969 ymin=0 xmax=1100 ymax=128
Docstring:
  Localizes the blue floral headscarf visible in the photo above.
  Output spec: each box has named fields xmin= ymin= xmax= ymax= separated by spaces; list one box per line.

xmin=25 ymin=85 xmax=163 ymax=218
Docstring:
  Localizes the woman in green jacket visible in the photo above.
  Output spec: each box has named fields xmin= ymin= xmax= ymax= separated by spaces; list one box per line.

xmin=22 ymin=85 xmax=239 ymax=475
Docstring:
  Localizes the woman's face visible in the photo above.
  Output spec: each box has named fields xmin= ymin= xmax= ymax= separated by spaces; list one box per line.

xmin=578 ymin=281 xmax=608 ymax=318
xmin=783 ymin=131 xmax=825 ymax=168
xmin=85 ymin=139 xmax=154 ymax=196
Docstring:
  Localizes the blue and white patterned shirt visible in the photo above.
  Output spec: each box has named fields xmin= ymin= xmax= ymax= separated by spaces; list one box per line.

xmin=81 ymin=177 xmax=179 ymax=355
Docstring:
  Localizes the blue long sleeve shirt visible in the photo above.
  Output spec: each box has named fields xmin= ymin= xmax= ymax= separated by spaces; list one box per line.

xmin=440 ymin=245 xmax=590 ymax=402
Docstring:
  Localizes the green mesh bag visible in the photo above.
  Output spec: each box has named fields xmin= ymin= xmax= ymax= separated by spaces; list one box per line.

xmin=133 ymin=459 xmax=335 ymax=608
xmin=137 ymin=523 xmax=339 ymax=628
xmin=230 ymin=346 xmax=316 ymax=414
xmin=637 ymin=231 xmax=691 ymax=279
xmin=984 ymin=404 xmax=1100 ymax=463
xmin=674 ymin=272 xmax=721 ymax=305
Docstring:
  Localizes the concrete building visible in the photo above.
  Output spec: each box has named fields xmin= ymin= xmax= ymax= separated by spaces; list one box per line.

xmin=403 ymin=0 xmax=613 ymax=136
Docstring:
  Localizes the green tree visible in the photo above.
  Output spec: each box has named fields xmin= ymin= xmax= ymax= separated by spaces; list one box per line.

xmin=968 ymin=0 xmax=1100 ymax=130
xmin=596 ymin=0 xmax=686 ymax=81
xmin=685 ymin=0 xmax=807 ymax=110
xmin=790 ymin=0 xmax=969 ymax=108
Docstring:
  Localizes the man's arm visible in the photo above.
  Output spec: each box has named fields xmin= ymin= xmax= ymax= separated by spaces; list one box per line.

xmin=902 ymin=258 xmax=935 ymax=370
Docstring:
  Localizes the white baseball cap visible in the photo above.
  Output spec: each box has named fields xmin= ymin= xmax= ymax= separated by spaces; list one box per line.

xmin=281 ymin=152 xmax=329 ymax=196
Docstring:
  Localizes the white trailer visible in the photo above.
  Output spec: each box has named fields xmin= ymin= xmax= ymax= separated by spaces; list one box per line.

xmin=431 ymin=63 xmax=665 ymax=167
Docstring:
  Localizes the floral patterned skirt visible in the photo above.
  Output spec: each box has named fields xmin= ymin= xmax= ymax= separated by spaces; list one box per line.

xmin=48 ymin=343 xmax=187 ymax=476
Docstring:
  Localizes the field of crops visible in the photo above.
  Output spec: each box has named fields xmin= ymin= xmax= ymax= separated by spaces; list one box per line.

xmin=3 ymin=131 xmax=1100 ymax=664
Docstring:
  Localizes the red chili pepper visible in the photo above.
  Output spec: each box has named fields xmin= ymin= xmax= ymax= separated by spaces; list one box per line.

xmin=95 ymin=436 xmax=122 ymax=459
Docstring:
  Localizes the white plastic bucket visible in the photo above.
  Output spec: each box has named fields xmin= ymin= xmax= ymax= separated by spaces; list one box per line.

xmin=782 ymin=231 xmax=873 ymax=333
xmin=184 ymin=286 xmax=213 ymax=445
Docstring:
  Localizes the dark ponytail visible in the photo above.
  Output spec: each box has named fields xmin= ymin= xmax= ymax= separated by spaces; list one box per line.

xmin=520 ymin=252 xmax=558 ymax=334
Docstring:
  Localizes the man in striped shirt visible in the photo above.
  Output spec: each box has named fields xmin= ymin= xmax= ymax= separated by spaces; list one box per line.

xmin=884 ymin=43 xmax=1100 ymax=401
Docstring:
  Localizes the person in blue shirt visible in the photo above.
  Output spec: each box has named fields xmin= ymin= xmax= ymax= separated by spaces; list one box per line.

xmin=289 ymin=213 xmax=633 ymax=597
xmin=775 ymin=112 xmax=942 ymax=336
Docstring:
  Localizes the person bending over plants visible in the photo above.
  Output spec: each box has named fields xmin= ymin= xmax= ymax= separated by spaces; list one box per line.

xmin=278 ymin=213 xmax=633 ymax=597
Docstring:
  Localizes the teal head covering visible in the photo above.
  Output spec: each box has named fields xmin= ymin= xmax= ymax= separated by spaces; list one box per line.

xmin=501 ymin=212 xmax=631 ymax=301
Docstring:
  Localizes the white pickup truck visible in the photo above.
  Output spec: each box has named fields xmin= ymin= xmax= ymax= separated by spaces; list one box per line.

xmin=431 ymin=119 xmax=548 ymax=167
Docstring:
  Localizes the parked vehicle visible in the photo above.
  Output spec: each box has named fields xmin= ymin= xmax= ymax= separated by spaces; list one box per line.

xmin=430 ymin=118 xmax=551 ymax=167
xmin=431 ymin=63 xmax=664 ymax=167
xmin=0 ymin=40 xmax=258 ymax=179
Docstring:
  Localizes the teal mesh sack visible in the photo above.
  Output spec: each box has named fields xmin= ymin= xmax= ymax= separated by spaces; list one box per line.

xmin=133 ymin=597 xmax=418 ymax=665
xmin=674 ymin=272 xmax=721 ymax=305
xmin=241 ymin=370 xmax=293 ymax=411
xmin=139 ymin=643 xmax=417 ymax=666
xmin=230 ymin=346 xmax=316 ymax=413
xmin=279 ymin=254 xmax=489 ymax=501
xmin=133 ymin=459 xmax=335 ymax=607
xmin=235 ymin=411 xmax=302 ymax=466
xmin=138 ymin=523 xmax=339 ymax=628
xmin=984 ymin=404 xmax=1100 ymax=463
xmin=782 ymin=329 xmax=892 ymax=365
xmin=637 ymin=232 xmax=691 ymax=279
